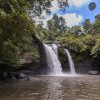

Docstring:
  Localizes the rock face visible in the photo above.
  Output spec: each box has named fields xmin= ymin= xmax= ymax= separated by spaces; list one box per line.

xmin=91 ymin=57 xmax=100 ymax=72
xmin=19 ymin=39 xmax=48 ymax=75
xmin=58 ymin=47 xmax=92 ymax=74
xmin=75 ymin=60 xmax=92 ymax=74
xmin=20 ymin=52 xmax=33 ymax=64
xmin=58 ymin=46 xmax=100 ymax=74
xmin=38 ymin=42 xmax=47 ymax=67
xmin=21 ymin=63 xmax=48 ymax=75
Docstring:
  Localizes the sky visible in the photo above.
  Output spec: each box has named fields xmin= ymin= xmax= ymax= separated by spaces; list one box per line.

xmin=36 ymin=0 xmax=100 ymax=28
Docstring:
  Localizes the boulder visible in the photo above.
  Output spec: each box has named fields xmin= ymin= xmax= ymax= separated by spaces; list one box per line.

xmin=88 ymin=70 xmax=99 ymax=75
xmin=15 ymin=72 xmax=28 ymax=79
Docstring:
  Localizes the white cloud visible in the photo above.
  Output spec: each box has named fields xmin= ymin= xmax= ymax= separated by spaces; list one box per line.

xmin=50 ymin=0 xmax=91 ymax=10
xmin=50 ymin=0 xmax=59 ymax=12
xmin=32 ymin=0 xmax=85 ymax=28
xmin=42 ymin=15 xmax=53 ymax=28
xmin=68 ymin=0 xmax=90 ymax=7
xmin=62 ymin=13 xmax=83 ymax=27
xmin=41 ymin=13 xmax=83 ymax=28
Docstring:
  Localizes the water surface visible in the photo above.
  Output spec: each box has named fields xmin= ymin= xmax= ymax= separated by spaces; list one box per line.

xmin=0 ymin=75 xmax=100 ymax=100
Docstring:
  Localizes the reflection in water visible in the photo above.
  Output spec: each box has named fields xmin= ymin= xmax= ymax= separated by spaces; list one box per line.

xmin=43 ymin=78 xmax=63 ymax=100
xmin=0 ymin=76 xmax=100 ymax=100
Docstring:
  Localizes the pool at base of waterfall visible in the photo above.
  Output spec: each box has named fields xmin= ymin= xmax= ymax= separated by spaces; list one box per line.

xmin=0 ymin=75 xmax=100 ymax=100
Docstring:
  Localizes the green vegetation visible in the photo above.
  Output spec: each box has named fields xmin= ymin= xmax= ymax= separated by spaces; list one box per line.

xmin=0 ymin=0 xmax=40 ymax=68
xmin=0 ymin=0 xmax=99 ymax=71
xmin=47 ymin=14 xmax=67 ymax=33
xmin=56 ymin=15 xmax=100 ymax=60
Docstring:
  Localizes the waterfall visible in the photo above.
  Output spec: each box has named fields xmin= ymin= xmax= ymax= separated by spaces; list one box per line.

xmin=43 ymin=44 xmax=62 ymax=75
xmin=52 ymin=44 xmax=58 ymax=55
xmin=65 ymin=49 xmax=76 ymax=74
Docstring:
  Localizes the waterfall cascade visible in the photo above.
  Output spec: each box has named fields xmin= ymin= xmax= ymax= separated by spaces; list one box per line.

xmin=43 ymin=43 xmax=76 ymax=75
xmin=43 ymin=44 xmax=62 ymax=75
xmin=65 ymin=49 xmax=76 ymax=74
xmin=52 ymin=44 xmax=58 ymax=55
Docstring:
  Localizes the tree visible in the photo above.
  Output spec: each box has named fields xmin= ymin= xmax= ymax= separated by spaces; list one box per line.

xmin=0 ymin=0 xmax=40 ymax=67
xmin=28 ymin=0 xmax=69 ymax=17
xmin=47 ymin=14 xmax=67 ymax=33
xmin=92 ymin=18 xmax=100 ymax=34
xmin=68 ymin=26 xmax=83 ymax=35
xmin=95 ymin=14 xmax=100 ymax=20
xmin=82 ymin=19 xmax=91 ymax=33
xmin=47 ymin=20 xmax=53 ymax=30
xmin=88 ymin=2 xmax=96 ymax=18
xmin=59 ymin=16 xmax=66 ymax=33
xmin=0 ymin=0 xmax=69 ymax=69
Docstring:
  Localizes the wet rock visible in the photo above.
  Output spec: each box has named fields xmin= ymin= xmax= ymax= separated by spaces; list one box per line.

xmin=15 ymin=72 xmax=28 ymax=79
xmin=0 ymin=72 xmax=29 ymax=80
xmin=88 ymin=70 xmax=99 ymax=75
xmin=2 ymin=72 xmax=8 ymax=78
xmin=0 ymin=72 xmax=12 ymax=80
xmin=10 ymin=74 xmax=17 ymax=80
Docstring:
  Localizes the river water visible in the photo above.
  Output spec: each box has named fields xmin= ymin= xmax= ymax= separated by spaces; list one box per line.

xmin=0 ymin=75 xmax=100 ymax=100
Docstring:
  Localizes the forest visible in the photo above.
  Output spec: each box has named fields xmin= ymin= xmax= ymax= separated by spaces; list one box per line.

xmin=0 ymin=0 xmax=100 ymax=72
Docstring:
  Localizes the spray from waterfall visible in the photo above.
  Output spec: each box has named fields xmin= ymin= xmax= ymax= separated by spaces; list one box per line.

xmin=65 ymin=49 xmax=76 ymax=74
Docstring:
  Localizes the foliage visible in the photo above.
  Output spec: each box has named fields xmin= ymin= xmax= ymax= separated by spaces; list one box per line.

xmin=56 ymin=34 xmax=87 ymax=53
xmin=82 ymin=19 xmax=91 ymax=33
xmin=0 ymin=41 xmax=20 ymax=67
xmin=56 ymin=33 xmax=100 ymax=59
xmin=0 ymin=0 xmax=40 ymax=68
xmin=91 ymin=19 xmax=100 ymax=34
xmin=91 ymin=35 xmax=100 ymax=56
xmin=28 ymin=0 xmax=69 ymax=16
xmin=47 ymin=14 xmax=67 ymax=33
xmin=0 ymin=0 xmax=99 ymax=71
xmin=0 ymin=0 xmax=69 ymax=69
xmin=88 ymin=2 xmax=96 ymax=11
xmin=68 ymin=26 xmax=83 ymax=35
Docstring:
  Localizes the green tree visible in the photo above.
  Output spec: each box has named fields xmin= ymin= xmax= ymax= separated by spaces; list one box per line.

xmin=95 ymin=14 xmax=100 ymax=20
xmin=82 ymin=19 xmax=91 ymax=33
xmin=92 ymin=18 xmax=100 ymax=34
xmin=88 ymin=2 xmax=96 ymax=18
xmin=28 ymin=0 xmax=69 ymax=16
xmin=47 ymin=14 xmax=67 ymax=33
xmin=0 ymin=0 xmax=39 ymax=67
xmin=68 ymin=26 xmax=82 ymax=35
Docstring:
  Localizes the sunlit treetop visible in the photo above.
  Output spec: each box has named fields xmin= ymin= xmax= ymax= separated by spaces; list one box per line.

xmin=88 ymin=2 xmax=96 ymax=11
xmin=28 ymin=0 xmax=69 ymax=16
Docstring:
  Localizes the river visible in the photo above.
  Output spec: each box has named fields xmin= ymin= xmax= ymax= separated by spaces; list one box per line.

xmin=0 ymin=75 xmax=100 ymax=100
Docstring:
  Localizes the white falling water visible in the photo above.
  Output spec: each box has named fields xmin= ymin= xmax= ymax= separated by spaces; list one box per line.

xmin=65 ymin=49 xmax=76 ymax=74
xmin=43 ymin=44 xmax=62 ymax=75
xmin=52 ymin=44 xmax=58 ymax=55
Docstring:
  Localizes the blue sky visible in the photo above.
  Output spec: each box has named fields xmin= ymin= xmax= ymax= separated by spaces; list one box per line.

xmin=66 ymin=0 xmax=100 ymax=23
xmin=40 ymin=0 xmax=100 ymax=28
xmin=76 ymin=0 xmax=100 ymax=23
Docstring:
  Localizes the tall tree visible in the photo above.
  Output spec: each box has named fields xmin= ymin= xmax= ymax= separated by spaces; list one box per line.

xmin=95 ymin=14 xmax=100 ymax=20
xmin=88 ymin=2 xmax=96 ymax=18
xmin=28 ymin=0 xmax=69 ymax=17
xmin=47 ymin=14 xmax=67 ymax=33
xmin=92 ymin=17 xmax=100 ymax=34
xmin=82 ymin=19 xmax=91 ymax=33
xmin=0 ymin=0 xmax=69 ymax=68
xmin=0 ymin=0 xmax=38 ymax=67
xmin=68 ymin=26 xmax=82 ymax=35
